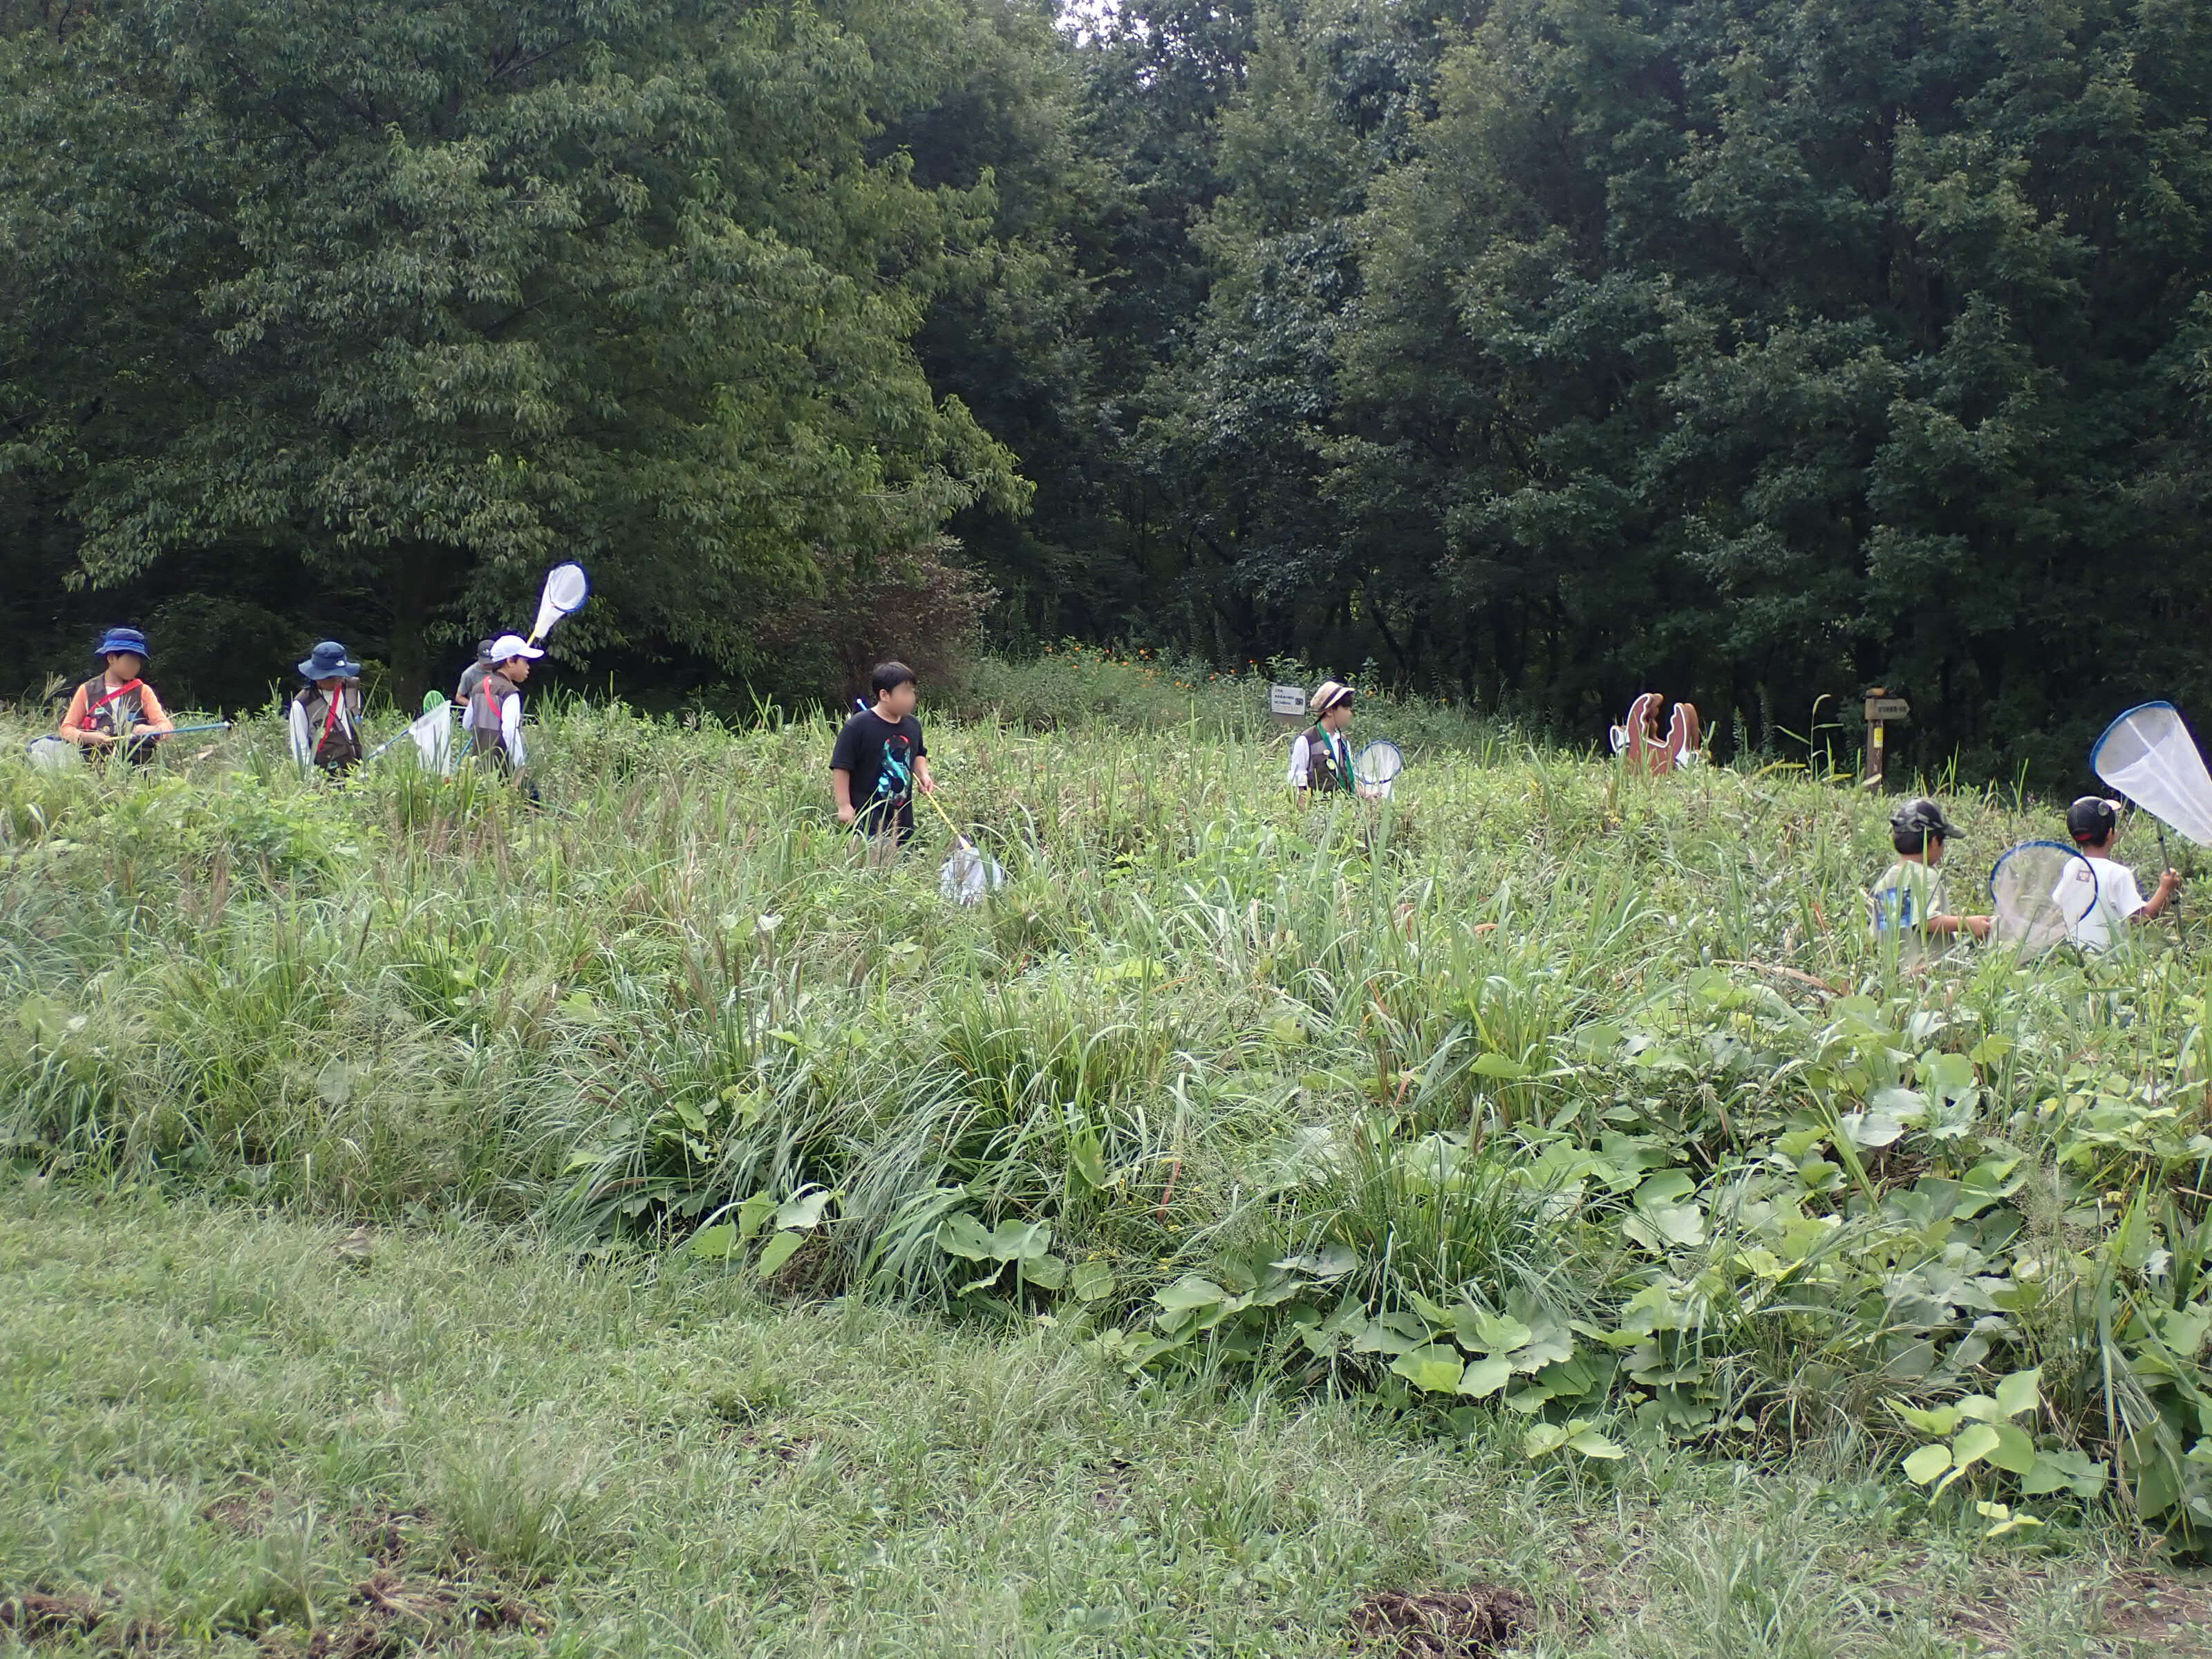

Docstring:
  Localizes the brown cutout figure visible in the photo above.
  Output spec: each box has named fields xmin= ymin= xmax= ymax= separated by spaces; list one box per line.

xmin=1610 ymin=693 xmax=1703 ymax=774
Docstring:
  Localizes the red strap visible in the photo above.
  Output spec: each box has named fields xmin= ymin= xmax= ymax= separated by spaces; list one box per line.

xmin=310 ymin=690 xmax=346 ymax=757
xmin=89 ymin=678 xmax=142 ymax=715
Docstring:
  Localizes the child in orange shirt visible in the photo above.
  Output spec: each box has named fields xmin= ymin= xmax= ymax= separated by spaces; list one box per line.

xmin=58 ymin=628 xmax=174 ymax=762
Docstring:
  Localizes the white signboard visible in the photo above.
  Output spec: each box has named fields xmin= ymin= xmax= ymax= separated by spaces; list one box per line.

xmin=1270 ymin=684 xmax=1306 ymax=718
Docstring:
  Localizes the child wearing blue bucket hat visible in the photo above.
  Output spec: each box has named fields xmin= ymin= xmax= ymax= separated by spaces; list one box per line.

xmin=59 ymin=627 xmax=174 ymax=762
xmin=288 ymin=641 xmax=365 ymax=776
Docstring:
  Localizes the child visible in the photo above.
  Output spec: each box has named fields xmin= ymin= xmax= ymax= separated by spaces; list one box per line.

xmin=1287 ymin=681 xmax=1382 ymax=798
xmin=2061 ymin=796 xmax=2180 ymax=953
xmin=456 ymin=638 xmax=495 ymax=704
xmin=467 ymin=634 xmax=541 ymax=776
xmin=58 ymin=627 xmax=174 ymax=762
xmin=288 ymin=641 xmax=365 ymax=776
xmin=830 ymin=661 xmax=934 ymax=844
xmin=1870 ymin=797 xmax=1991 ymax=963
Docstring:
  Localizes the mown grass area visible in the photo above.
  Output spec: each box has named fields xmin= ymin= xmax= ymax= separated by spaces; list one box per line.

xmin=4 ymin=675 xmax=2212 ymax=1651
xmin=1 ymin=1187 xmax=2204 ymax=1658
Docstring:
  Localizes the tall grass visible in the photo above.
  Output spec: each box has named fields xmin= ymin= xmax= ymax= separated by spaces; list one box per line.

xmin=5 ymin=693 xmax=2211 ymax=1546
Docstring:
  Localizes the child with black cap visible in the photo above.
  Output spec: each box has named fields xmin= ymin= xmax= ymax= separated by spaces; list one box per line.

xmin=2061 ymin=796 xmax=2179 ymax=953
xmin=456 ymin=639 xmax=496 ymax=704
xmin=1870 ymin=797 xmax=1991 ymax=964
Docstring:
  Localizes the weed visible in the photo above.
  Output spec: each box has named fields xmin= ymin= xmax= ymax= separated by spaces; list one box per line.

xmin=6 ymin=691 xmax=2212 ymax=1558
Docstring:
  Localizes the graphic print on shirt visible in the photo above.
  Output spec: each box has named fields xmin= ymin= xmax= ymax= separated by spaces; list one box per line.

xmin=1871 ymin=865 xmax=1937 ymax=937
xmin=1871 ymin=885 xmax=1917 ymax=933
xmin=873 ymin=733 xmax=915 ymax=811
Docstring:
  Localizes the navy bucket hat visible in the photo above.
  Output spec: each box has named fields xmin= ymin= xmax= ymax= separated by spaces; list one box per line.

xmin=95 ymin=627 xmax=149 ymax=662
xmin=298 ymin=640 xmax=365 ymax=681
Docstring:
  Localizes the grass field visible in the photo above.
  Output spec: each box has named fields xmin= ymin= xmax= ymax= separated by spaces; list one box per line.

xmin=3 ymin=1188 xmax=2204 ymax=1658
xmin=5 ymin=670 xmax=2212 ymax=1654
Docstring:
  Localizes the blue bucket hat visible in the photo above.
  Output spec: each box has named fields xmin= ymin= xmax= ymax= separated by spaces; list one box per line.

xmin=298 ymin=640 xmax=364 ymax=682
xmin=95 ymin=627 xmax=149 ymax=662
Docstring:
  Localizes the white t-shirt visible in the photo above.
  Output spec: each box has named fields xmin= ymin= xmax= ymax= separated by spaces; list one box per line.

xmin=2059 ymin=856 xmax=2146 ymax=953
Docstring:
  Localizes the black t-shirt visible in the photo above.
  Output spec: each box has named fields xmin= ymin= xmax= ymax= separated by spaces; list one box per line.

xmin=830 ymin=710 xmax=926 ymax=838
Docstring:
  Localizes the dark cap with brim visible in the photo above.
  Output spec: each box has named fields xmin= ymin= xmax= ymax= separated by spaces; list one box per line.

xmin=1891 ymin=797 xmax=1959 ymax=840
xmin=2067 ymin=796 xmax=2121 ymax=841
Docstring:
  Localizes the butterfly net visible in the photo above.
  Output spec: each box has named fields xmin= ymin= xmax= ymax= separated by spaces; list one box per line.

xmin=2092 ymin=702 xmax=2212 ymax=847
xmin=1989 ymin=840 xmax=2097 ymax=958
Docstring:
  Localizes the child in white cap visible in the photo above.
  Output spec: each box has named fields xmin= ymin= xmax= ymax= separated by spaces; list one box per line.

xmin=467 ymin=633 xmax=543 ymax=776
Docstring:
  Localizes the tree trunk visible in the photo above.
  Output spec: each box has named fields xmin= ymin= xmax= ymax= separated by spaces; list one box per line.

xmin=384 ymin=541 xmax=446 ymax=707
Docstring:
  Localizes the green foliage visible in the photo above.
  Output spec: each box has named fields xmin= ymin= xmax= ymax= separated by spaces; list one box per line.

xmin=11 ymin=701 xmax=2212 ymax=1553
xmin=10 ymin=0 xmax=2211 ymax=776
xmin=1065 ymin=0 xmax=2212 ymax=777
xmin=0 ymin=0 xmax=1025 ymax=695
xmin=948 ymin=641 xmax=1506 ymax=751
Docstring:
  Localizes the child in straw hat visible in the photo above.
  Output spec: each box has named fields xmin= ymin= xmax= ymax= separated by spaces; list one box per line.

xmin=1287 ymin=680 xmax=1380 ymax=798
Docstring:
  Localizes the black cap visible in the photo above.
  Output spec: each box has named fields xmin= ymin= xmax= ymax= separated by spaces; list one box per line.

xmin=1891 ymin=797 xmax=1958 ymax=841
xmin=2068 ymin=796 xmax=2120 ymax=842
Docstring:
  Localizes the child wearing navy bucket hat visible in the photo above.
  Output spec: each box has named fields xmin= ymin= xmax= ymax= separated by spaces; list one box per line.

xmin=288 ymin=641 xmax=366 ymax=776
xmin=59 ymin=627 xmax=174 ymax=762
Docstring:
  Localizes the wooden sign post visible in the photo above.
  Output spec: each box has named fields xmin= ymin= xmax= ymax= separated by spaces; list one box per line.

xmin=1864 ymin=690 xmax=1910 ymax=788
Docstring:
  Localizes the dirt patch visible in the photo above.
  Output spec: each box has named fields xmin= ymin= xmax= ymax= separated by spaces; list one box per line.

xmin=265 ymin=1572 xmax=547 ymax=1659
xmin=349 ymin=1507 xmax=429 ymax=1569
xmin=1 ymin=1592 xmax=105 ymax=1640
xmin=1092 ymin=1455 xmax=1134 ymax=1515
xmin=732 ymin=1429 xmax=819 ymax=1470
xmin=1351 ymin=1585 xmax=1535 ymax=1658
xmin=0 ymin=1589 xmax=162 ymax=1649
xmin=2099 ymin=1569 xmax=2212 ymax=1655
xmin=200 ymin=1479 xmax=281 ymax=1536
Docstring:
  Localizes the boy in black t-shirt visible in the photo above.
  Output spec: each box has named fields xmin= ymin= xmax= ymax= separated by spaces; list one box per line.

xmin=831 ymin=661 xmax=935 ymax=845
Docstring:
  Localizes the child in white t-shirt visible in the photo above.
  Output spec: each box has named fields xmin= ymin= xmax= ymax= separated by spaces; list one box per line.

xmin=2061 ymin=796 xmax=2180 ymax=953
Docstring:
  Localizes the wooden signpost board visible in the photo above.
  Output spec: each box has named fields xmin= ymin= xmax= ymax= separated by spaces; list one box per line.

xmin=1864 ymin=690 xmax=1909 ymax=788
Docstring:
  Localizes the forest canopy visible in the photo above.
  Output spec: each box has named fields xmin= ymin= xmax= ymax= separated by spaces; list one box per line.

xmin=6 ymin=0 xmax=2211 ymax=778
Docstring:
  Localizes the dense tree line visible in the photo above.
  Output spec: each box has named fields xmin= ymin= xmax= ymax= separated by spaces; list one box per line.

xmin=6 ymin=0 xmax=2211 ymax=776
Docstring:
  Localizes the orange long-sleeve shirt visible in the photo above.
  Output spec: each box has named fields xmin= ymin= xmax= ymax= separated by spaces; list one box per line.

xmin=59 ymin=676 xmax=171 ymax=746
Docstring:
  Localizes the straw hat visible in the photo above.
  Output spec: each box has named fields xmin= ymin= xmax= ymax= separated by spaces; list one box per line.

xmin=1309 ymin=680 xmax=1354 ymax=715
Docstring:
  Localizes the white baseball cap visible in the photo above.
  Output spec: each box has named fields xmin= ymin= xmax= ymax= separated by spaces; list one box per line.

xmin=487 ymin=634 xmax=545 ymax=662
